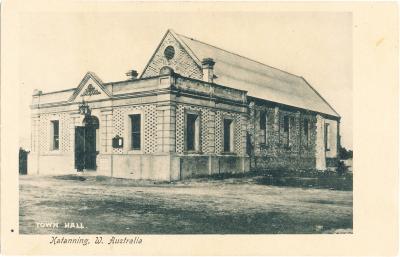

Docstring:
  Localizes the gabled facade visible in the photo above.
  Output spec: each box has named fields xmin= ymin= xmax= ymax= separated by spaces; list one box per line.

xmin=28 ymin=30 xmax=340 ymax=180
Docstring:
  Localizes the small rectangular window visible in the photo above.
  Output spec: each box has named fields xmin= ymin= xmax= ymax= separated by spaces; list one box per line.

xmin=325 ymin=123 xmax=330 ymax=151
xmin=51 ymin=120 xmax=59 ymax=150
xmin=224 ymin=119 xmax=233 ymax=152
xmin=130 ymin=114 xmax=141 ymax=150
xmin=186 ymin=113 xmax=199 ymax=151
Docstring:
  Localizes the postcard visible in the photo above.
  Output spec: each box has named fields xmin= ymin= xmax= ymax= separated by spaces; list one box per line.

xmin=1 ymin=0 xmax=398 ymax=255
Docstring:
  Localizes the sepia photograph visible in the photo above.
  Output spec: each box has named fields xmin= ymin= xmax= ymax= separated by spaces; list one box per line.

xmin=2 ymin=1 xmax=399 ymax=255
xmin=16 ymin=8 xmax=355 ymax=235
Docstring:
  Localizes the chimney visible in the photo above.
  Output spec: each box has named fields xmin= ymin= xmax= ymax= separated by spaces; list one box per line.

xmin=125 ymin=70 xmax=138 ymax=80
xmin=33 ymin=89 xmax=42 ymax=96
xmin=202 ymin=58 xmax=215 ymax=83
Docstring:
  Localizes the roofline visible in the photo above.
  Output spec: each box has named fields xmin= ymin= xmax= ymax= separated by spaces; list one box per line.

xmin=35 ymin=87 xmax=75 ymax=96
xmin=171 ymin=30 xmax=202 ymax=67
xmin=104 ymin=74 xmax=165 ymax=86
xmin=140 ymin=29 xmax=302 ymax=80
xmin=138 ymin=30 xmax=171 ymax=79
xmin=300 ymin=77 xmax=341 ymax=118
xmin=87 ymin=71 xmax=104 ymax=84
xmin=68 ymin=71 xmax=112 ymax=102
xmin=175 ymin=32 xmax=303 ymax=79
xmin=173 ymin=73 xmax=248 ymax=94
xmin=138 ymin=29 xmax=203 ymax=79
xmin=247 ymin=95 xmax=340 ymax=120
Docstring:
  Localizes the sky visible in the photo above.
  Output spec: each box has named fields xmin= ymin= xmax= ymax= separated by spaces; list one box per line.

xmin=18 ymin=9 xmax=352 ymax=149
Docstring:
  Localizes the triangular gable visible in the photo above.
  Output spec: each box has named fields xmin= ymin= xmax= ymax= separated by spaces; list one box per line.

xmin=140 ymin=29 xmax=339 ymax=117
xmin=140 ymin=29 xmax=203 ymax=79
xmin=170 ymin=30 xmax=202 ymax=66
xmin=69 ymin=71 xmax=111 ymax=102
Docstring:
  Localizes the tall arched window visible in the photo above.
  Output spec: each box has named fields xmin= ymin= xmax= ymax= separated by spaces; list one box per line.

xmin=260 ymin=111 xmax=267 ymax=145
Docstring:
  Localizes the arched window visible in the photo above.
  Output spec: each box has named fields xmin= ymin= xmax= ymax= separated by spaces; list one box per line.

xmin=260 ymin=111 xmax=267 ymax=145
xmin=83 ymin=115 xmax=99 ymax=129
xmin=159 ymin=66 xmax=174 ymax=75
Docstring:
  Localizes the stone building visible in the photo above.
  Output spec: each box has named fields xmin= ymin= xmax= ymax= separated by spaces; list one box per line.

xmin=28 ymin=29 xmax=340 ymax=180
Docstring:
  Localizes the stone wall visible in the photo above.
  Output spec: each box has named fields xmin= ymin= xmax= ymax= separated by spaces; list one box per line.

xmin=179 ymin=155 xmax=249 ymax=179
xmin=175 ymin=103 xmax=247 ymax=156
xmin=247 ymin=101 xmax=318 ymax=170
xmin=173 ymin=102 xmax=249 ymax=178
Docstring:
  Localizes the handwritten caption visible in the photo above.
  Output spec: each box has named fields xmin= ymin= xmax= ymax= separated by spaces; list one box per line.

xmin=50 ymin=236 xmax=143 ymax=246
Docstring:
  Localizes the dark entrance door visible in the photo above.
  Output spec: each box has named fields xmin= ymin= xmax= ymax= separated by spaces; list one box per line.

xmin=75 ymin=127 xmax=85 ymax=171
xmin=74 ymin=116 xmax=99 ymax=171
xmin=84 ymin=125 xmax=97 ymax=170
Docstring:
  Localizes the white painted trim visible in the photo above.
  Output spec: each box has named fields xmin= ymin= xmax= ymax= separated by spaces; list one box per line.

xmin=90 ymin=110 xmax=101 ymax=154
xmin=222 ymin=115 xmax=235 ymax=154
xmin=48 ymin=115 xmax=61 ymax=153
xmin=325 ymin=122 xmax=331 ymax=152
xmin=184 ymin=109 xmax=202 ymax=153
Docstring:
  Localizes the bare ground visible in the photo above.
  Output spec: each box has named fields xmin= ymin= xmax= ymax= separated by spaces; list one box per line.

xmin=19 ymin=174 xmax=352 ymax=234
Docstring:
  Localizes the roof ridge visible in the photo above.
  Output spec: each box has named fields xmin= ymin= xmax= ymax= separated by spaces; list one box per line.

xmin=300 ymin=77 xmax=340 ymax=118
xmin=176 ymin=32 xmax=302 ymax=79
xmin=87 ymin=71 xmax=104 ymax=84
xmin=169 ymin=30 xmax=202 ymax=66
xmin=139 ymin=30 xmax=171 ymax=79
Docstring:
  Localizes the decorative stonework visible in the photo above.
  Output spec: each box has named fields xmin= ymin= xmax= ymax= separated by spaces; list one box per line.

xmin=38 ymin=115 xmax=49 ymax=153
xmin=141 ymin=32 xmax=202 ymax=79
xmin=112 ymin=105 xmax=157 ymax=154
xmin=246 ymin=102 xmax=319 ymax=170
xmin=37 ymin=112 xmax=71 ymax=153
xmin=176 ymin=105 xmax=214 ymax=154
xmin=175 ymin=104 xmax=245 ymax=155
xmin=215 ymin=110 xmax=244 ymax=154
xmin=81 ymin=84 xmax=101 ymax=97
xmin=60 ymin=114 xmax=71 ymax=152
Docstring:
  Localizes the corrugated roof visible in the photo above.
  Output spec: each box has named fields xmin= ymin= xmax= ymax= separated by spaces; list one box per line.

xmin=175 ymin=32 xmax=339 ymax=117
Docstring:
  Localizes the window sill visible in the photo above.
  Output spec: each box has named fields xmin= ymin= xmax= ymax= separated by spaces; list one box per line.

xmin=183 ymin=150 xmax=203 ymax=155
xmin=221 ymin=152 xmax=236 ymax=155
